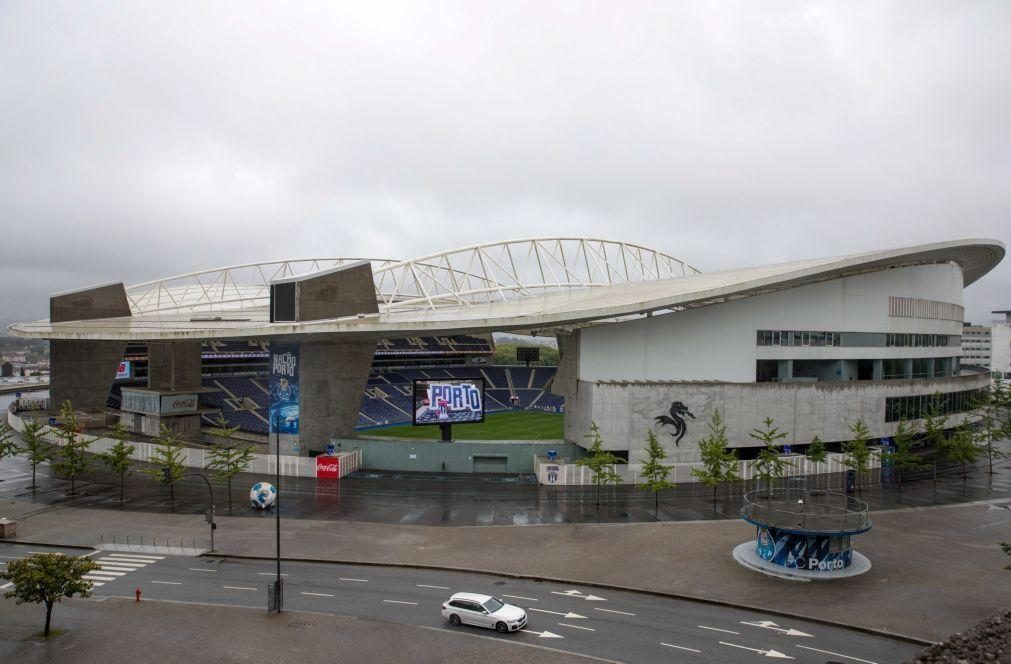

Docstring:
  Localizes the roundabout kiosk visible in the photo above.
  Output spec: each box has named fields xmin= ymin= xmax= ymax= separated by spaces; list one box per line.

xmin=733 ymin=488 xmax=872 ymax=580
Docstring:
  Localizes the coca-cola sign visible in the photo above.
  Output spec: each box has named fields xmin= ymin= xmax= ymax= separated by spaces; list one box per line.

xmin=159 ymin=394 xmax=199 ymax=415
xmin=316 ymin=456 xmax=340 ymax=479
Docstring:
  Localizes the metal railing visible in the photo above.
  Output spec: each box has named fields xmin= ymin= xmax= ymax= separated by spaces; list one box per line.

xmin=740 ymin=488 xmax=871 ymax=533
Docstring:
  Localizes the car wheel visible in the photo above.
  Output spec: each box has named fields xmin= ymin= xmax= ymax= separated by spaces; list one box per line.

xmin=495 ymin=622 xmax=508 ymax=634
xmin=449 ymin=614 xmax=461 ymax=627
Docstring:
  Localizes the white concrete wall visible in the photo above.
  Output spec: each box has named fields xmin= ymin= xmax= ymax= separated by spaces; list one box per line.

xmin=579 ymin=263 xmax=964 ymax=383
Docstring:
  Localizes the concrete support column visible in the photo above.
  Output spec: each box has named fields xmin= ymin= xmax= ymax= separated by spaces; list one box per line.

xmin=872 ymin=360 xmax=883 ymax=381
xmin=903 ymin=358 xmax=913 ymax=380
xmin=299 ymin=339 xmax=377 ymax=453
xmin=50 ymin=340 xmax=126 ymax=413
xmin=147 ymin=341 xmax=202 ymax=391
xmin=777 ymin=359 xmax=793 ymax=381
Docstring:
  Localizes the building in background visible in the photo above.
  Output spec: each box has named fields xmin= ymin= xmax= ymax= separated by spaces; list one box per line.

xmin=990 ymin=311 xmax=1011 ymax=379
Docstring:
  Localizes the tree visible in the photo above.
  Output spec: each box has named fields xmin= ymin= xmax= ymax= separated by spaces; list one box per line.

xmin=638 ymin=430 xmax=674 ymax=518
xmin=923 ymin=392 xmax=951 ymax=487
xmin=947 ymin=419 xmax=983 ymax=481
xmin=50 ymin=401 xmax=92 ymax=497
xmin=575 ymin=422 xmax=625 ymax=507
xmin=98 ymin=422 xmax=135 ymax=505
xmin=749 ymin=417 xmax=792 ymax=495
xmin=889 ymin=418 xmax=926 ymax=490
xmin=0 ymin=421 xmax=20 ymax=462
xmin=842 ymin=420 xmax=873 ymax=494
xmin=206 ymin=416 xmax=254 ymax=512
xmin=0 ymin=552 xmax=100 ymax=637
xmin=143 ymin=425 xmax=187 ymax=509
xmin=692 ymin=409 xmax=741 ymax=508
xmin=804 ymin=436 xmax=827 ymax=489
xmin=975 ymin=375 xmax=1009 ymax=475
xmin=20 ymin=418 xmax=50 ymax=493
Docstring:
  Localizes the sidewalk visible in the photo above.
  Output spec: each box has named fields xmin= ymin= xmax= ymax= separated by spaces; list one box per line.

xmin=4 ymin=492 xmax=1009 ymax=643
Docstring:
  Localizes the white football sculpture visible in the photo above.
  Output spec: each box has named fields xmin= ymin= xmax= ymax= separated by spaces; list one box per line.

xmin=250 ymin=481 xmax=277 ymax=509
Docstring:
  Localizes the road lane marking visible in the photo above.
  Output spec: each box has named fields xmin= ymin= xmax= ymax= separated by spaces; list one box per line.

xmin=698 ymin=625 xmax=739 ymax=635
xmin=0 ymin=555 xmax=23 ymax=558
xmin=551 ymin=590 xmax=606 ymax=601
xmin=301 ymin=592 xmax=334 ymax=597
xmin=529 ymin=608 xmax=587 ymax=619
xmin=522 ymin=629 xmax=563 ymax=638
xmin=96 ymin=565 xmax=141 ymax=572
xmin=383 ymin=600 xmax=418 ymax=605
xmin=661 ymin=643 xmax=701 ymax=653
xmin=340 ymin=577 xmax=368 ymax=582
xmin=741 ymin=620 xmax=813 ymax=637
xmin=258 ymin=572 xmax=288 ymax=576
xmin=557 ymin=623 xmax=595 ymax=632
xmin=87 ymin=570 xmax=126 ymax=576
xmin=416 ymin=584 xmax=450 ymax=590
xmin=85 ymin=581 xmax=104 ymax=586
xmin=189 ymin=568 xmax=218 ymax=572
xmin=223 ymin=586 xmax=257 ymax=591
xmin=98 ymin=560 xmax=147 ymax=567
xmin=595 ymin=608 xmax=636 ymax=616
xmin=151 ymin=581 xmax=181 ymax=585
xmin=81 ymin=551 xmax=100 ymax=557
xmin=0 ymin=582 xmax=13 ymax=590
xmin=105 ymin=554 xmax=164 ymax=560
xmin=501 ymin=594 xmax=539 ymax=602
xmin=794 ymin=645 xmax=878 ymax=664
xmin=719 ymin=642 xmax=793 ymax=659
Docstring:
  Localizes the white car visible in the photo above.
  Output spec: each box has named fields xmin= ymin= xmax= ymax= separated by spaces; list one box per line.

xmin=441 ymin=592 xmax=528 ymax=633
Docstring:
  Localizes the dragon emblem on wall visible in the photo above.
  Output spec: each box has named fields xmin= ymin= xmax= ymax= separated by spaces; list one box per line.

xmin=654 ymin=401 xmax=695 ymax=446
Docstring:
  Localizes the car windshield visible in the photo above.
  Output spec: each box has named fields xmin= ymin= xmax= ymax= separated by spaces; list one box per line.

xmin=483 ymin=598 xmax=504 ymax=613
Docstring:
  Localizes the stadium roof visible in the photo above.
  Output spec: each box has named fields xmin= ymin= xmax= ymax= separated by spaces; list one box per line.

xmin=8 ymin=237 xmax=1004 ymax=341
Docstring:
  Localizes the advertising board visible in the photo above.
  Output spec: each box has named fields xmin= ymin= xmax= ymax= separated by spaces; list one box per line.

xmin=115 ymin=361 xmax=132 ymax=380
xmin=315 ymin=456 xmax=340 ymax=479
xmin=160 ymin=394 xmax=198 ymax=415
xmin=412 ymin=379 xmax=485 ymax=426
xmin=268 ymin=343 xmax=300 ymax=435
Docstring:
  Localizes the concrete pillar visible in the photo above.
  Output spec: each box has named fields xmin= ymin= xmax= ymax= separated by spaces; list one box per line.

xmin=903 ymin=358 xmax=913 ymax=379
xmin=147 ymin=341 xmax=202 ymax=391
xmin=299 ymin=339 xmax=377 ymax=452
xmin=48 ymin=282 xmax=131 ymax=414
xmin=777 ymin=359 xmax=793 ymax=382
xmin=872 ymin=360 xmax=883 ymax=381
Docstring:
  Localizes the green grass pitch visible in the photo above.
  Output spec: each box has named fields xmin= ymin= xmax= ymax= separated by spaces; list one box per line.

xmin=364 ymin=410 xmax=564 ymax=440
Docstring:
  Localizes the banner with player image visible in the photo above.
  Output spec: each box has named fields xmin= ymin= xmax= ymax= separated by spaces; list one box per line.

xmin=268 ymin=343 xmax=300 ymax=435
xmin=412 ymin=379 xmax=485 ymax=425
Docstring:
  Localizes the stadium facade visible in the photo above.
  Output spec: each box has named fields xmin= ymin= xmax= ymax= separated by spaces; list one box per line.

xmin=8 ymin=237 xmax=1004 ymax=466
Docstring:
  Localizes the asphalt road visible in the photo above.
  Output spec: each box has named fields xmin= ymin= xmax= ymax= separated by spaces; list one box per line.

xmin=0 ymin=543 xmax=922 ymax=663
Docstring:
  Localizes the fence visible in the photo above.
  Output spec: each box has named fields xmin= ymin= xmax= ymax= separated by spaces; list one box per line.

xmin=7 ymin=400 xmax=361 ymax=480
xmin=535 ymin=451 xmax=882 ymax=488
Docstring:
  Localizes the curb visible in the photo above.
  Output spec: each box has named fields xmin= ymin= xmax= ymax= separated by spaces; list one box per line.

xmin=205 ymin=552 xmax=935 ymax=647
xmin=0 ymin=538 xmax=95 ymax=552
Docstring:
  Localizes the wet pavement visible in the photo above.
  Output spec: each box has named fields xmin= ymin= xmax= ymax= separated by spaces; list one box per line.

xmin=1 ymin=439 xmax=1009 ymax=525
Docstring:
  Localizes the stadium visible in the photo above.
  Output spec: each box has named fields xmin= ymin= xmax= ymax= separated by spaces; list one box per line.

xmin=6 ymin=237 xmax=1005 ymax=481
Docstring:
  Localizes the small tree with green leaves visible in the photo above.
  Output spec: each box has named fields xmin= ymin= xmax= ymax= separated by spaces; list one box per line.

xmin=0 ymin=421 xmax=19 ymax=462
xmin=804 ymin=436 xmax=827 ymax=489
xmin=842 ymin=420 xmax=874 ymax=494
xmin=947 ymin=419 xmax=983 ymax=481
xmin=889 ymin=418 xmax=926 ymax=490
xmin=0 ymin=552 xmax=100 ymax=637
xmin=692 ymin=409 xmax=741 ymax=508
xmin=975 ymin=376 xmax=1009 ymax=475
xmin=206 ymin=416 xmax=254 ymax=512
xmin=639 ymin=430 xmax=674 ymax=518
xmin=143 ymin=425 xmax=187 ymax=509
xmin=20 ymin=418 xmax=50 ymax=493
xmin=749 ymin=417 xmax=792 ymax=495
xmin=50 ymin=401 xmax=92 ymax=497
xmin=923 ymin=392 xmax=951 ymax=487
xmin=575 ymin=422 xmax=625 ymax=508
xmin=98 ymin=422 xmax=135 ymax=505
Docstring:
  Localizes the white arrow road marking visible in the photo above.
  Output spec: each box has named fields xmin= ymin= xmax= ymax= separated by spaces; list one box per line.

xmin=501 ymin=594 xmax=539 ymax=602
xmin=550 ymin=590 xmax=606 ymax=601
xmin=383 ymin=600 xmax=418 ymax=605
xmin=223 ymin=586 xmax=257 ymax=591
xmin=522 ymin=629 xmax=564 ymax=639
xmin=151 ymin=581 xmax=181 ymax=585
xmin=340 ymin=577 xmax=368 ymax=582
xmin=741 ymin=620 xmax=813 ymax=637
xmin=699 ymin=625 xmax=740 ymax=635
xmin=795 ymin=645 xmax=878 ymax=664
xmin=558 ymin=623 xmax=595 ymax=632
xmin=661 ymin=643 xmax=701 ymax=653
xmin=529 ymin=608 xmax=587 ymax=619
xmin=595 ymin=608 xmax=636 ymax=616
xmin=301 ymin=592 xmax=334 ymax=597
xmin=719 ymin=642 xmax=794 ymax=659
xmin=417 ymin=584 xmax=450 ymax=590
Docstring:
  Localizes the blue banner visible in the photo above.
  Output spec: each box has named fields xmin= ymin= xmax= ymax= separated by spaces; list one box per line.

xmin=269 ymin=343 xmax=300 ymax=435
xmin=756 ymin=526 xmax=852 ymax=571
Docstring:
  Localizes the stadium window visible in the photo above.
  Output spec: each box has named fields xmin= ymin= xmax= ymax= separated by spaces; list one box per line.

xmin=801 ymin=332 xmax=810 ymax=346
xmin=772 ymin=331 xmax=781 ymax=346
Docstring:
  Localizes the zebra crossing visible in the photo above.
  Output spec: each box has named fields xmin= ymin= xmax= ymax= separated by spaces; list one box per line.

xmin=83 ymin=552 xmax=164 ymax=587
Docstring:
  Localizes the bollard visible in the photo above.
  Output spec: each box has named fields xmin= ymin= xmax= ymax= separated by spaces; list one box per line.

xmin=135 ymin=588 xmax=141 ymax=602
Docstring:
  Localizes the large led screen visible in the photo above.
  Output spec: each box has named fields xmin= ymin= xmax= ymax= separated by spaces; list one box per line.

xmin=412 ymin=379 xmax=485 ymax=425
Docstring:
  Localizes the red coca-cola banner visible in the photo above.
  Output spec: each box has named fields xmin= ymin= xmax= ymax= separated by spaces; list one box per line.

xmin=315 ymin=456 xmax=340 ymax=479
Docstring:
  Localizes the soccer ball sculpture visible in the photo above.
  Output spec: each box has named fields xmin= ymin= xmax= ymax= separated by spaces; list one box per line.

xmin=250 ymin=482 xmax=277 ymax=509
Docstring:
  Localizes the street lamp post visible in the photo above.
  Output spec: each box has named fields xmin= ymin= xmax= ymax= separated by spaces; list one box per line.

xmin=271 ymin=413 xmax=283 ymax=613
xmin=182 ymin=472 xmax=215 ymax=552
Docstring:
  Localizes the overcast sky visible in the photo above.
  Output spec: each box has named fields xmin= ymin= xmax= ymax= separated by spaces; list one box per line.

xmin=1 ymin=1 xmax=1008 ymax=324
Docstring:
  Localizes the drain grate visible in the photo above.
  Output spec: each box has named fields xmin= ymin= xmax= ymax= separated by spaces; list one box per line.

xmin=287 ymin=621 xmax=316 ymax=629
